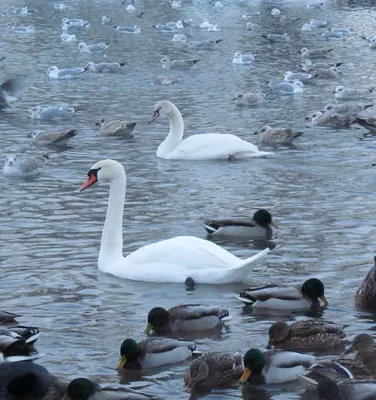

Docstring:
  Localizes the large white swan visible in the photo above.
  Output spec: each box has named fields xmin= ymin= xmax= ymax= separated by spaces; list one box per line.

xmin=80 ymin=159 xmax=270 ymax=283
xmin=148 ymin=100 xmax=273 ymax=160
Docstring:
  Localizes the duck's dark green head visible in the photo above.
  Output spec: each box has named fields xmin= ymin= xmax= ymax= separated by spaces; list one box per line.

xmin=301 ymin=278 xmax=328 ymax=306
xmin=240 ymin=349 xmax=265 ymax=383
xmin=63 ymin=378 xmax=95 ymax=400
xmin=317 ymin=377 xmax=341 ymax=399
xmin=253 ymin=209 xmax=276 ymax=228
xmin=145 ymin=307 xmax=170 ymax=334
xmin=117 ymin=339 xmax=140 ymax=370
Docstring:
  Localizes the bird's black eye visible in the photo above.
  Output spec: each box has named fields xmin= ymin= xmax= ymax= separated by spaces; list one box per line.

xmin=87 ymin=167 xmax=101 ymax=178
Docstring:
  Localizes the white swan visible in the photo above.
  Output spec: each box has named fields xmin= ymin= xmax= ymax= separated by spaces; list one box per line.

xmin=80 ymin=159 xmax=270 ymax=283
xmin=148 ymin=100 xmax=273 ymax=160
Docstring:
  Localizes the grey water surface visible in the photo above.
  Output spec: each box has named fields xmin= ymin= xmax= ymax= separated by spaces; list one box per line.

xmin=1 ymin=0 xmax=376 ymax=398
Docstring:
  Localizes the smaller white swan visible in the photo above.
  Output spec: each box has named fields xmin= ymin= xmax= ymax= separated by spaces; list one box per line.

xmin=148 ymin=100 xmax=273 ymax=160
xmin=80 ymin=159 xmax=270 ymax=283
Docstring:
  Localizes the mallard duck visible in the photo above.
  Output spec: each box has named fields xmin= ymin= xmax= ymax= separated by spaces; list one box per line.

xmin=239 ymin=349 xmax=315 ymax=384
xmin=343 ymin=333 xmax=376 ymax=376
xmin=62 ymin=377 xmax=161 ymax=399
xmin=203 ymin=209 xmax=276 ymax=238
xmin=298 ymin=375 xmax=376 ymax=400
xmin=236 ymin=278 xmax=328 ymax=311
xmin=354 ymin=256 xmax=376 ymax=309
xmin=184 ymin=351 xmax=243 ymax=392
xmin=116 ymin=337 xmax=195 ymax=370
xmin=0 ymin=326 xmax=40 ymax=357
xmin=145 ymin=304 xmax=231 ymax=334
xmin=267 ymin=320 xmax=346 ymax=350
xmin=0 ymin=310 xmax=19 ymax=324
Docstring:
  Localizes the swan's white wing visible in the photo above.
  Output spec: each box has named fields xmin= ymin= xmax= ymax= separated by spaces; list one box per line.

xmin=167 ymin=134 xmax=271 ymax=160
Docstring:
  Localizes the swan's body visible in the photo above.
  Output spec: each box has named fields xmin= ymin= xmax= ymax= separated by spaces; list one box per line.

xmin=80 ymin=159 xmax=270 ymax=283
xmin=149 ymin=101 xmax=273 ymax=160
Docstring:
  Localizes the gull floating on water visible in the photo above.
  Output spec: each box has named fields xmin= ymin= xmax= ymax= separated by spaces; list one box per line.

xmin=160 ymin=57 xmax=200 ymax=70
xmin=54 ymin=3 xmax=66 ymax=10
xmin=271 ymin=8 xmax=281 ymax=16
xmin=85 ymin=61 xmax=125 ymax=73
xmin=300 ymin=59 xmax=342 ymax=72
xmin=28 ymin=129 xmax=77 ymax=146
xmin=95 ymin=119 xmax=136 ymax=137
xmin=48 ymin=66 xmax=87 ymax=79
xmin=322 ymin=30 xmax=347 ymax=40
xmin=199 ymin=18 xmax=211 ymax=29
xmin=307 ymin=2 xmax=324 ymax=8
xmin=334 ymin=85 xmax=374 ymax=100
xmin=101 ymin=16 xmax=112 ymax=25
xmin=306 ymin=111 xmax=357 ymax=128
xmin=3 ymin=154 xmax=48 ymax=177
xmin=60 ymin=32 xmax=76 ymax=42
xmin=362 ymin=35 xmax=376 ymax=49
xmin=28 ymin=105 xmax=83 ymax=120
xmin=232 ymin=51 xmax=254 ymax=65
xmin=310 ymin=66 xmax=341 ymax=79
xmin=301 ymin=47 xmax=333 ymax=58
xmin=208 ymin=24 xmax=220 ymax=31
xmin=187 ymin=39 xmax=222 ymax=49
xmin=10 ymin=25 xmax=35 ymax=34
xmin=154 ymin=76 xmax=180 ymax=85
xmin=77 ymin=42 xmax=109 ymax=53
xmin=254 ymin=125 xmax=304 ymax=146
xmin=284 ymin=71 xmax=313 ymax=82
xmin=268 ymin=80 xmax=304 ymax=94
xmin=154 ymin=21 xmax=183 ymax=32
xmin=309 ymin=19 xmax=330 ymax=28
xmin=323 ymin=103 xmax=373 ymax=116
xmin=246 ymin=22 xmax=260 ymax=31
xmin=233 ymin=92 xmax=268 ymax=106
xmin=172 ymin=34 xmax=187 ymax=43
xmin=114 ymin=25 xmax=141 ymax=34
xmin=262 ymin=33 xmax=290 ymax=42
xmin=62 ymin=18 xmax=90 ymax=27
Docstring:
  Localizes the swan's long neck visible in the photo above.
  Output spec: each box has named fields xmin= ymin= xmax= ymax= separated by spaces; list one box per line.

xmin=99 ymin=173 xmax=126 ymax=268
xmin=157 ymin=104 xmax=184 ymax=158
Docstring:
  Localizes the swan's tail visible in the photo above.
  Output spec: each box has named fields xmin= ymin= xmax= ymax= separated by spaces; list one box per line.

xmin=230 ymin=248 xmax=270 ymax=282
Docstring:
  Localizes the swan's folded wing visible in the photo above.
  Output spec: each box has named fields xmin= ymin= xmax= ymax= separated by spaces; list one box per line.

xmin=239 ymin=286 xmax=302 ymax=301
xmin=168 ymin=304 xmax=222 ymax=320
xmin=140 ymin=337 xmax=195 ymax=354
xmin=205 ymin=216 xmax=256 ymax=228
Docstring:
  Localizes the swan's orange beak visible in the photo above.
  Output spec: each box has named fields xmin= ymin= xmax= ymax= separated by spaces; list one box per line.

xmin=148 ymin=109 xmax=160 ymax=123
xmin=81 ymin=173 xmax=97 ymax=191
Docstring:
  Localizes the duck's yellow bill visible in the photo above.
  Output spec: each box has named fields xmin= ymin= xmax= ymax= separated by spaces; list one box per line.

xmin=144 ymin=323 xmax=153 ymax=334
xmin=270 ymin=221 xmax=279 ymax=228
xmin=240 ymin=367 xmax=252 ymax=383
xmin=117 ymin=355 xmax=127 ymax=370
xmin=320 ymin=295 xmax=329 ymax=306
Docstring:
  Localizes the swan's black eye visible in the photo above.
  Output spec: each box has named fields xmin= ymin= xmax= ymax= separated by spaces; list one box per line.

xmin=87 ymin=167 xmax=101 ymax=178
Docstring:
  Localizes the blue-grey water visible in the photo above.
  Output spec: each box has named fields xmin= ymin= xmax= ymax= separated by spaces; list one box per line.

xmin=1 ymin=0 xmax=376 ymax=398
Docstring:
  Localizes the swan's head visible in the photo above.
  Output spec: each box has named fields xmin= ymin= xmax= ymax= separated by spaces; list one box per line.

xmin=185 ymin=359 xmax=209 ymax=392
xmin=148 ymin=100 xmax=174 ymax=123
xmin=80 ymin=159 xmax=124 ymax=191
xmin=64 ymin=378 xmax=95 ymax=400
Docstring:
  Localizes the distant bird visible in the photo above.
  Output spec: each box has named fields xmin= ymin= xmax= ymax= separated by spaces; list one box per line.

xmin=114 ymin=25 xmax=141 ymax=34
xmin=187 ymin=39 xmax=222 ymax=49
xmin=310 ymin=66 xmax=341 ymax=79
xmin=77 ymin=42 xmax=109 ymax=53
xmin=355 ymin=256 xmax=376 ymax=308
xmin=301 ymin=47 xmax=333 ymax=58
xmin=154 ymin=76 xmax=180 ymax=85
xmin=233 ymin=92 xmax=268 ymax=106
xmin=0 ymin=78 xmax=26 ymax=109
xmin=262 ymin=33 xmax=290 ymax=42
xmin=204 ymin=209 xmax=276 ymax=238
xmin=85 ymin=61 xmax=126 ymax=73
xmin=245 ymin=22 xmax=260 ymax=31
xmin=199 ymin=18 xmax=211 ymax=29
xmin=362 ymin=35 xmax=376 ymax=49
xmin=159 ymin=57 xmax=200 ymax=70
xmin=95 ymin=119 xmax=136 ymax=137
xmin=334 ymin=85 xmax=374 ymax=100
xmin=284 ymin=71 xmax=313 ymax=82
xmin=153 ymin=21 xmax=183 ymax=32
xmin=10 ymin=25 xmax=35 ymax=34
xmin=323 ymin=103 xmax=373 ymax=116
xmin=101 ymin=16 xmax=112 ymax=25
xmin=47 ymin=65 xmax=87 ymax=79
xmin=300 ymin=59 xmax=342 ymax=72
xmin=28 ymin=105 xmax=82 ymax=120
xmin=309 ymin=18 xmax=330 ymax=28
xmin=306 ymin=111 xmax=357 ymax=128
xmin=354 ymin=116 xmax=376 ymax=134
xmin=62 ymin=18 xmax=90 ymax=29
xmin=3 ymin=154 xmax=48 ymax=177
xmin=255 ymin=126 xmax=304 ymax=146
xmin=232 ymin=51 xmax=254 ymax=65
xmin=0 ymin=325 xmax=40 ymax=357
xmin=60 ymin=32 xmax=76 ymax=42
xmin=28 ymin=129 xmax=77 ymax=146
xmin=267 ymin=80 xmax=304 ymax=94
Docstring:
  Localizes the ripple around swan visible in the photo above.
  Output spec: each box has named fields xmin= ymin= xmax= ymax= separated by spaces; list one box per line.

xmin=2 ymin=0 xmax=376 ymax=398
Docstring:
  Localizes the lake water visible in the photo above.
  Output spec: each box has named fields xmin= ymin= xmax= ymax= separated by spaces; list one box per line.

xmin=1 ymin=0 xmax=376 ymax=398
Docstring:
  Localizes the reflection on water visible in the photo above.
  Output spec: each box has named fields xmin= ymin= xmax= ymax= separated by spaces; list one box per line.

xmin=2 ymin=0 xmax=376 ymax=398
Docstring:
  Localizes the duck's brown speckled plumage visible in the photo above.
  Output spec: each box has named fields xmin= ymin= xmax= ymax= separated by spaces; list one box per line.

xmin=267 ymin=320 xmax=346 ymax=351
xmin=343 ymin=334 xmax=376 ymax=377
xmin=355 ymin=257 xmax=376 ymax=309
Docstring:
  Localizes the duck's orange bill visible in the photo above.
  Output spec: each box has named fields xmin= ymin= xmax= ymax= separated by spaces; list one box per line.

xmin=239 ymin=367 xmax=251 ymax=383
xmin=80 ymin=173 xmax=97 ymax=191
xmin=320 ymin=295 xmax=329 ymax=306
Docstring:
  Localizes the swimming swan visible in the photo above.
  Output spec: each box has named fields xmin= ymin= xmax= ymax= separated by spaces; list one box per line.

xmin=148 ymin=100 xmax=273 ymax=160
xmin=80 ymin=159 xmax=270 ymax=283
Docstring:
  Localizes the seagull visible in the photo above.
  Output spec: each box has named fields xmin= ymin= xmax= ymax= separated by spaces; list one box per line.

xmin=262 ymin=33 xmax=290 ymax=42
xmin=284 ymin=71 xmax=313 ymax=82
xmin=267 ymin=80 xmax=304 ymax=94
xmin=232 ymin=51 xmax=254 ymax=65
xmin=333 ymin=85 xmax=374 ymax=100
xmin=114 ymin=25 xmax=141 ymax=34
xmin=77 ymin=42 xmax=109 ymax=53
xmin=254 ymin=126 xmax=304 ymax=146
xmin=47 ymin=66 xmax=87 ymax=79
xmin=233 ymin=92 xmax=268 ymax=106
xmin=3 ymin=154 xmax=48 ymax=177
xmin=301 ymin=47 xmax=333 ymax=58
xmin=85 ymin=61 xmax=126 ymax=73
xmin=95 ymin=119 xmax=136 ymax=137
xmin=28 ymin=105 xmax=83 ymax=120
xmin=160 ymin=57 xmax=200 ymax=70
xmin=306 ymin=111 xmax=357 ymax=128
xmin=28 ymin=129 xmax=77 ymax=146
xmin=60 ymin=32 xmax=76 ymax=42
xmin=323 ymin=103 xmax=373 ymax=116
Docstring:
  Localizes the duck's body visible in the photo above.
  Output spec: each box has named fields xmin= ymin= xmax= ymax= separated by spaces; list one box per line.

xmin=0 ymin=326 xmax=40 ymax=356
xmin=80 ymin=160 xmax=270 ymax=283
xmin=185 ymin=351 xmax=244 ymax=391
xmin=117 ymin=337 xmax=195 ymax=370
xmin=240 ymin=349 xmax=315 ymax=384
xmin=149 ymin=101 xmax=272 ymax=160
xmin=204 ymin=210 xmax=275 ymax=238
xmin=236 ymin=279 xmax=328 ymax=311
xmin=267 ymin=320 xmax=346 ymax=351
xmin=343 ymin=334 xmax=376 ymax=376
xmin=145 ymin=305 xmax=231 ymax=334
xmin=355 ymin=257 xmax=376 ymax=309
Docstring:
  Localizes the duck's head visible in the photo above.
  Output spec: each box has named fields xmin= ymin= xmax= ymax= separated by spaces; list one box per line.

xmin=343 ymin=333 xmax=375 ymax=355
xmin=80 ymin=159 xmax=125 ymax=191
xmin=149 ymin=100 xmax=173 ymax=123
xmin=301 ymin=278 xmax=328 ymax=306
xmin=240 ymin=349 xmax=265 ymax=383
xmin=117 ymin=339 xmax=141 ymax=370
xmin=253 ymin=209 xmax=277 ymax=228
xmin=185 ymin=359 xmax=209 ymax=392
xmin=63 ymin=378 xmax=95 ymax=400
xmin=317 ymin=377 xmax=340 ymax=399
xmin=267 ymin=321 xmax=290 ymax=348
xmin=145 ymin=307 xmax=170 ymax=334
